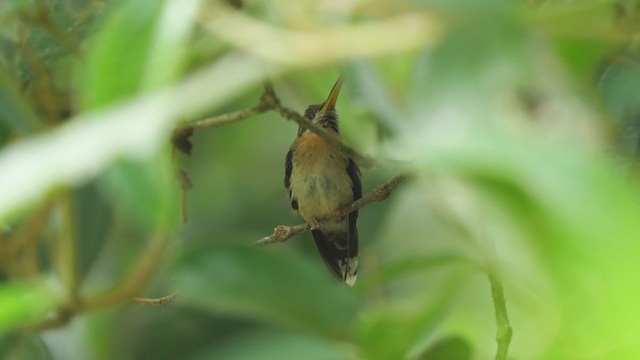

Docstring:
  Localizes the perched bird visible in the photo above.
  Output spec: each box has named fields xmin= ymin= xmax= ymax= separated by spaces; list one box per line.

xmin=284 ymin=77 xmax=362 ymax=286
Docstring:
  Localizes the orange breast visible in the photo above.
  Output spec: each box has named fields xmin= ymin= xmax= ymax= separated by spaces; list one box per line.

xmin=289 ymin=132 xmax=352 ymax=222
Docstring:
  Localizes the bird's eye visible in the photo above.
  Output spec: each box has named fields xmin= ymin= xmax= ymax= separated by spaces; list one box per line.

xmin=304 ymin=104 xmax=322 ymax=120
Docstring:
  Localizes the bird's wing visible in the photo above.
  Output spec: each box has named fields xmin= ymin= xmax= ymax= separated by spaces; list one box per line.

xmin=314 ymin=157 xmax=361 ymax=286
xmin=284 ymin=148 xmax=298 ymax=210
xmin=346 ymin=157 xmax=362 ymax=238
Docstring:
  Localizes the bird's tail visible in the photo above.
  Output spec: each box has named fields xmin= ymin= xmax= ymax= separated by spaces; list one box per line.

xmin=311 ymin=217 xmax=358 ymax=286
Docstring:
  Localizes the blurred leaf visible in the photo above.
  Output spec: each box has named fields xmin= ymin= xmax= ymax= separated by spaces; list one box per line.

xmin=0 ymin=51 xmax=275 ymax=222
xmin=599 ymin=61 xmax=640 ymax=153
xmin=348 ymin=60 xmax=406 ymax=134
xmin=537 ymin=3 xmax=614 ymax=80
xmin=355 ymin=277 xmax=459 ymax=360
xmin=128 ymin=308 xmax=249 ymax=360
xmin=404 ymin=134 xmax=640 ymax=357
xmin=377 ymin=254 xmax=466 ymax=284
xmin=418 ymin=336 xmax=472 ymax=360
xmin=600 ymin=62 xmax=640 ymax=121
xmin=409 ymin=1 xmax=527 ymax=115
xmin=81 ymin=0 xmax=200 ymax=109
xmin=80 ymin=0 xmax=160 ymax=109
xmin=0 ymin=332 xmax=50 ymax=360
xmin=0 ymin=281 xmax=60 ymax=334
xmin=0 ymin=64 xmax=42 ymax=134
xmin=101 ymin=149 xmax=179 ymax=231
xmin=73 ymin=183 xmax=113 ymax=278
xmin=189 ymin=329 xmax=346 ymax=360
xmin=172 ymin=245 xmax=358 ymax=338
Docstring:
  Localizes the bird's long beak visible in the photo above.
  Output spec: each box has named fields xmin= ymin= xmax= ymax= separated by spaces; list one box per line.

xmin=319 ymin=76 xmax=344 ymax=114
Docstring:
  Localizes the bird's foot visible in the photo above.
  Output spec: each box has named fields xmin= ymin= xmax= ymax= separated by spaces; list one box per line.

xmin=309 ymin=219 xmax=321 ymax=230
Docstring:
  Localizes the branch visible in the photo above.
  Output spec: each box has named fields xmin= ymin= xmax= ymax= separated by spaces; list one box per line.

xmin=80 ymin=232 xmax=169 ymax=312
xmin=25 ymin=232 xmax=172 ymax=332
xmin=173 ymin=82 xmax=378 ymax=168
xmin=172 ymin=83 xmax=279 ymax=154
xmin=134 ymin=293 xmax=176 ymax=306
xmin=56 ymin=193 xmax=79 ymax=304
xmin=256 ymin=173 xmax=406 ymax=246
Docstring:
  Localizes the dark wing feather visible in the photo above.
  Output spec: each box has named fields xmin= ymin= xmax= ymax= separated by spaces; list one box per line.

xmin=346 ymin=157 xmax=362 ymax=244
xmin=284 ymin=149 xmax=298 ymax=210
xmin=284 ymin=149 xmax=293 ymax=189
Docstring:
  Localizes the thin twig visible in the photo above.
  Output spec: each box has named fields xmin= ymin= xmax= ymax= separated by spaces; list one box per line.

xmin=177 ymin=169 xmax=192 ymax=224
xmin=134 ymin=293 xmax=176 ymax=306
xmin=489 ymin=270 xmax=512 ymax=360
xmin=256 ymin=173 xmax=406 ymax=246
xmin=26 ymin=232 xmax=171 ymax=332
xmin=2 ymin=200 xmax=53 ymax=277
xmin=80 ymin=232 xmax=169 ymax=312
xmin=174 ymin=82 xmax=377 ymax=169
xmin=57 ymin=193 xmax=79 ymax=304
xmin=173 ymin=82 xmax=278 ymax=135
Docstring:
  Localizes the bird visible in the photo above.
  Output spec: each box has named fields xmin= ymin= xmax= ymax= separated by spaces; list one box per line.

xmin=284 ymin=77 xmax=362 ymax=286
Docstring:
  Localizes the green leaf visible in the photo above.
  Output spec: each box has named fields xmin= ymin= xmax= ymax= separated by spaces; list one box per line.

xmin=0 ymin=51 xmax=273 ymax=222
xmin=81 ymin=0 xmax=200 ymax=109
xmin=599 ymin=62 xmax=640 ymax=153
xmin=0 ymin=281 xmax=60 ymax=334
xmin=355 ymin=277 xmax=459 ymax=360
xmin=403 ymin=134 xmax=640 ymax=357
xmin=0 ymin=64 xmax=42 ymax=134
xmin=418 ymin=336 xmax=472 ymax=360
xmin=73 ymin=183 xmax=114 ymax=278
xmin=0 ymin=332 xmax=50 ymax=360
xmin=189 ymin=329 xmax=347 ymax=360
xmin=172 ymin=245 xmax=358 ymax=338
xmin=100 ymin=149 xmax=179 ymax=231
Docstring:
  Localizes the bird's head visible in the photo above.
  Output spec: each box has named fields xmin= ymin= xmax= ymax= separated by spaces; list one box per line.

xmin=302 ymin=77 xmax=344 ymax=133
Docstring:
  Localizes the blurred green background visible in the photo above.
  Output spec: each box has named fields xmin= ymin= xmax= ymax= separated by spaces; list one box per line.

xmin=1 ymin=0 xmax=640 ymax=359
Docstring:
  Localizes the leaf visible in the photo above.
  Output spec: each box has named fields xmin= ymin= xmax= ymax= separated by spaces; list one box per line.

xmin=402 ymin=134 xmax=640 ymax=357
xmin=100 ymin=149 xmax=179 ymax=231
xmin=355 ymin=276 xmax=459 ymax=360
xmin=73 ymin=183 xmax=114 ymax=278
xmin=189 ymin=329 xmax=346 ymax=360
xmin=0 ymin=332 xmax=50 ymax=360
xmin=81 ymin=0 xmax=200 ymax=109
xmin=0 ymin=51 xmax=276 ymax=223
xmin=418 ymin=336 xmax=472 ymax=360
xmin=172 ymin=245 xmax=358 ymax=338
xmin=0 ymin=281 xmax=60 ymax=334
xmin=0 ymin=64 xmax=42 ymax=134
xmin=599 ymin=62 xmax=640 ymax=153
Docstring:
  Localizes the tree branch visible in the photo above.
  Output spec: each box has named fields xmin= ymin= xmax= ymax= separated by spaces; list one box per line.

xmin=173 ymin=82 xmax=378 ymax=168
xmin=256 ymin=173 xmax=406 ymax=246
xmin=133 ymin=293 xmax=176 ymax=306
xmin=80 ymin=232 xmax=169 ymax=312
xmin=26 ymin=231 xmax=171 ymax=332
xmin=171 ymin=83 xmax=278 ymax=154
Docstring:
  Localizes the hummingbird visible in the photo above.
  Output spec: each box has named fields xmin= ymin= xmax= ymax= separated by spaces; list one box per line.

xmin=284 ymin=77 xmax=362 ymax=286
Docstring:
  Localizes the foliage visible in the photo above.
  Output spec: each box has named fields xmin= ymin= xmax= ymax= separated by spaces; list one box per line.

xmin=0 ymin=0 xmax=640 ymax=359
